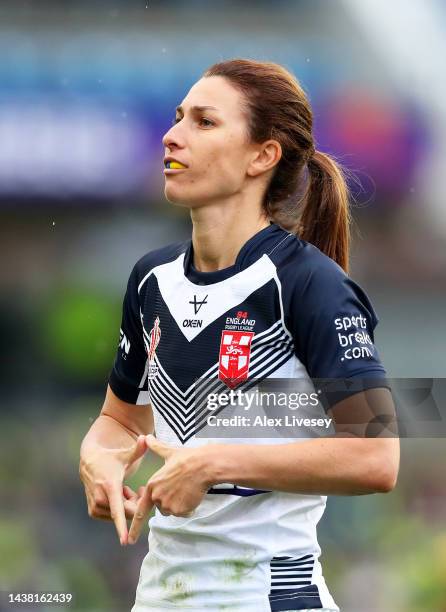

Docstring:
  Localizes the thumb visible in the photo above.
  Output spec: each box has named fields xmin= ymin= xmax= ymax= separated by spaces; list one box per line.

xmin=145 ymin=434 xmax=174 ymax=460
xmin=127 ymin=435 xmax=149 ymax=464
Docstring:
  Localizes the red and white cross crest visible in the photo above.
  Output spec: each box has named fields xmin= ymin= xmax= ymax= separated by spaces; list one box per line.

xmin=218 ymin=330 xmax=254 ymax=389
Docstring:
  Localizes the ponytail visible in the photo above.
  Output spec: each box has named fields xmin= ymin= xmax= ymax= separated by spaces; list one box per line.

xmin=296 ymin=150 xmax=352 ymax=274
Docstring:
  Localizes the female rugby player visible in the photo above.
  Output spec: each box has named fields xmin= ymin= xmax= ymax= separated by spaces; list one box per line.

xmin=80 ymin=59 xmax=399 ymax=612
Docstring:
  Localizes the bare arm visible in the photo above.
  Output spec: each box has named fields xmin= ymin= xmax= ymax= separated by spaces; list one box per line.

xmin=208 ymin=387 xmax=400 ymax=495
xmin=209 ymin=436 xmax=399 ymax=495
xmin=81 ymin=385 xmax=154 ymax=474
xmin=127 ymin=388 xmax=400 ymax=542
xmin=79 ymin=385 xmax=154 ymax=544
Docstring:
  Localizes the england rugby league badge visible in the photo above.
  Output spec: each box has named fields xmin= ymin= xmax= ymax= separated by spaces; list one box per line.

xmin=218 ymin=330 xmax=254 ymax=389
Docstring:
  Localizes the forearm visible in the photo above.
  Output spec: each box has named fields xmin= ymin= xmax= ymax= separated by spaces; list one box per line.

xmin=208 ymin=437 xmax=397 ymax=495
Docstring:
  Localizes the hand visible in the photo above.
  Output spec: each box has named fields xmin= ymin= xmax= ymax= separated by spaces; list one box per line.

xmin=122 ymin=484 xmax=147 ymax=516
xmin=80 ymin=434 xmax=148 ymax=545
xmin=128 ymin=435 xmax=213 ymax=544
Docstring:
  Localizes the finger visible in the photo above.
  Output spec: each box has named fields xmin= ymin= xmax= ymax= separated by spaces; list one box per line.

xmin=145 ymin=434 xmax=174 ymax=460
xmin=105 ymin=483 xmax=128 ymax=546
xmin=123 ymin=484 xmax=138 ymax=500
xmin=87 ymin=487 xmax=135 ymax=521
xmin=86 ymin=487 xmax=109 ymax=514
xmin=86 ymin=489 xmax=112 ymax=520
xmin=123 ymin=497 xmax=139 ymax=518
xmin=128 ymin=487 xmax=154 ymax=545
xmin=103 ymin=499 xmax=136 ymax=521
xmin=127 ymin=435 xmax=149 ymax=464
xmin=90 ymin=484 xmax=111 ymax=510
xmin=91 ymin=506 xmax=136 ymax=521
xmin=123 ymin=485 xmax=145 ymax=502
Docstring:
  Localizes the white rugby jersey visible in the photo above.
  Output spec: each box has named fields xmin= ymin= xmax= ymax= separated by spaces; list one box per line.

xmin=109 ymin=223 xmax=389 ymax=611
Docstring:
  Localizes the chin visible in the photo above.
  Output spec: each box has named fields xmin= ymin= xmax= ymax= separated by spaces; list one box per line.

xmin=164 ymin=186 xmax=206 ymax=209
xmin=164 ymin=187 xmax=191 ymax=208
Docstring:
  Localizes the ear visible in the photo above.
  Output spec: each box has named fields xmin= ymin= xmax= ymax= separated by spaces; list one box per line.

xmin=247 ymin=140 xmax=282 ymax=178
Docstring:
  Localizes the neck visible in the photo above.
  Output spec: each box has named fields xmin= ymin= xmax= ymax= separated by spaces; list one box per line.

xmin=190 ymin=198 xmax=270 ymax=272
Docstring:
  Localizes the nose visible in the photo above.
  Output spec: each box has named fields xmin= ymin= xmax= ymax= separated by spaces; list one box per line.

xmin=162 ymin=122 xmax=184 ymax=152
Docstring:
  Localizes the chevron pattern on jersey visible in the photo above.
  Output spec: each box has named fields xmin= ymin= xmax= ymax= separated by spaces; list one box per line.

xmin=144 ymin=319 xmax=294 ymax=443
xmin=141 ymin=273 xmax=281 ymax=393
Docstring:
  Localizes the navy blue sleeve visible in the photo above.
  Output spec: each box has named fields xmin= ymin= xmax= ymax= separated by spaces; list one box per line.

xmin=285 ymin=252 xmax=390 ymax=409
xmin=108 ymin=263 xmax=148 ymax=404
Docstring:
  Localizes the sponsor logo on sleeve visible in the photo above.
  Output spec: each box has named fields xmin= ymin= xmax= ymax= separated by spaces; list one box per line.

xmin=334 ymin=315 xmax=374 ymax=361
xmin=119 ymin=328 xmax=131 ymax=359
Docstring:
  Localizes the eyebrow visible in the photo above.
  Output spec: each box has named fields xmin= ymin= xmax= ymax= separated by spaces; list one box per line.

xmin=175 ymin=105 xmax=219 ymax=114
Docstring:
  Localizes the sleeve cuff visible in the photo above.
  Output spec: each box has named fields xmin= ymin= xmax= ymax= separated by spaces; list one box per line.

xmin=108 ymin=368 xmax=141 ymax=404
xmin=316 ymin=372 xmax=392 ymax=411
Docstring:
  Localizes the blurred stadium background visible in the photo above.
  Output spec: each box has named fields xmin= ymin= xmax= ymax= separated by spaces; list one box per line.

xmin=0 ymin=1 xmax=445 ymax=611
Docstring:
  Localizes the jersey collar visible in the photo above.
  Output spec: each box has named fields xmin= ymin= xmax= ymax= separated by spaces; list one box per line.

xmin=183 ymin=223 xmax=287 ymax=286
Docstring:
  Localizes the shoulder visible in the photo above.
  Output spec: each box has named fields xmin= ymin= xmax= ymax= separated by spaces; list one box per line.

xmin=271 ymin=233 xmax=346 ymax=291
xmin=272 ymin=234 xmax=378 ymax=327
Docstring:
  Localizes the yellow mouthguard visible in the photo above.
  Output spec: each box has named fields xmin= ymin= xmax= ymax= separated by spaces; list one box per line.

xmin=169 ymin=161 xmax=186 ymax=169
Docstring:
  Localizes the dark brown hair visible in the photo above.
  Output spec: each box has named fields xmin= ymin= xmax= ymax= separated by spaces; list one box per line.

xmin=203 ymin=58 xmax=352 ymax=273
